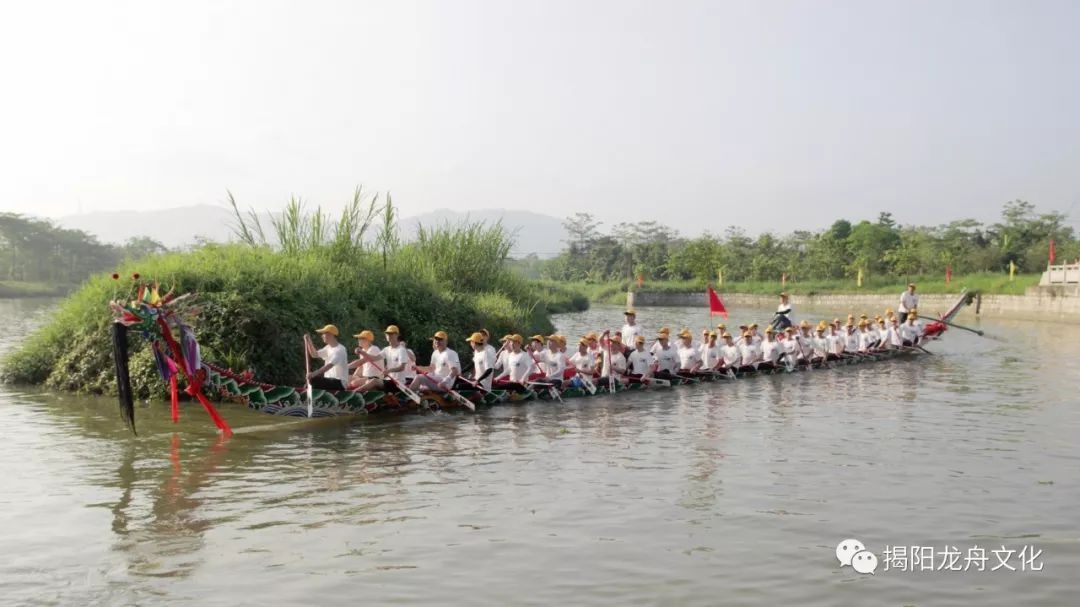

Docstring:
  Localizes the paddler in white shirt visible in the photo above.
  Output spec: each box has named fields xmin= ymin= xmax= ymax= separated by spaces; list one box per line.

xmin=844 ymin=322 xmax=860 ymax=354
xmin=749 ymin=323 xmax=764 ymax=346
xmin=410 ymin=330 xmax=461 ymax=393
xmin=653 ymin=328 xmax=681 ymax=378
xmin=700 ymin=331 xmax=722 ymax=371
xmin=826 ymin=323 xmax=843 ymax=358
xmin=620 ymin=309 xmax=643 ymax=353
xmin=304 ymin=324 xmax=349 ymax=391
xmin=598 ymin=332 xmax=627 ymax=388
xmin=495 ymin=334 xmax=538 ymax=391
xmin=347 ymin=329 xmax=382 ymax=391
xmin=780 ymin=327 xmax=800 ymax=366
xmin=885 ymin=316 xmax=903 ymax=348
xmin=626 ymin=335 xmax=655 ymax=380
xmin=676 ymin=328 xmax=702 ymax=373
xmin=900 ymin=308 xmax=924 ymax=346
xmin=541 ymin=335 xmax=567 ymax=386
xmin=719 ymin=332 xmax=741 ymax=371
xmin=759 ymin=327 xmax=782 ymax=369
xmin=856 ymin=319 xmax=874 ymax=353
xmin=737 ymin=331 xmax=760 ymax=371
xmin=569 ymin=338 xmax=597 ymax=378
xmin=467 ymin=332 xmax=497 ymax=390
xmin=811 ymin=323 xmax=829 ymax=364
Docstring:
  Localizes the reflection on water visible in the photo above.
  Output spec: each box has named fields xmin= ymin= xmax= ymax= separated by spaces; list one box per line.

xmin=1 ymin=299 xmax=1079 ymax=606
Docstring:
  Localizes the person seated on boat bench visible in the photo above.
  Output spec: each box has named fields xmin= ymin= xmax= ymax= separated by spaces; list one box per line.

xmin=719 ymin=332 xmax=741 ymax=372
xmin=759 ymin=327 xmax=782 ymax=370
xmin=779 ymin=327 xmax=800 ymax=366
xmin=653 ymin=328 xmax=681 ymax=380
xmin=305 ymin=324 xmax=349 ymax=391
xmin=347 ymin=329 xmax=382 ymax=391
xmin=737 ymin=331 xmax=761 ymax=373
xmin=676 ymin=328 xmax=702 ymax=374
xmin=597 ymin=332 xmax=628 ymax=388
xmin=700 ymin=331 xmax=722 ymax=372
xmin=810 ymin=323 xmax=830 ymax=364
xmin=900 ymin=308 xmax=924 ymax=347
xmin=844 ymin=322 xmax=860 ymax=355
xmin=467 ymin=332 xmax=496 ymax=391
xmin=495 ymin=334 xmax=538 ymax=393
xmin=898 ymin=283 xmax=918 ymax=323
xmin=540 ymin=335 xmax=566 ymax=388
xmin=569 ymin=338 xmax=598 ymax=388
xmin=410 ymin=331 xmax=461 ymax=393
xmin=826 ymin=322 xmax=843 ymax=359
xmin=625 ymin=335 xmax=654 ymax=383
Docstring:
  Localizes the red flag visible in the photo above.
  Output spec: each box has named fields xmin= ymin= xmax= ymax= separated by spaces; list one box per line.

xmin=945 ymin=266 xmax=952 ymax=284
xmin=707 ymin=285 xmax=728 ymax=319
xmin=1049 ymin=239 xmax=1056 ymax=265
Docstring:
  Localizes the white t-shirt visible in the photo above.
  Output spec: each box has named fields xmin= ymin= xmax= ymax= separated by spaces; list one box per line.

xmin=721 ymin=344 xmax=741 ymax=367
xmin=429 ymin=348 xmax=461 ymax=380
xmin=542 ymin=349 xmax=566 ymax=380
xmin=900 ymin=321 xmax=923 ymax=343
xmin=781 ymin=338 xmax=799 ymax=359
xmin=845 ymin=331 xmax=860 ymax=352
xmin=677 ymin=344 xmax=701 ymax=371
xmin=601 ymin=350 xmax=626 ymax=378
xmin=654 ymin=346 xmax=680 ymax=374
xmin=812 ymin=336 xmax=828 ymax=358
xmin=357 ymin=344 xmax=382 ymax=377
xmin=761 ymin=340 xmax=781 ymax=364
xmin=738 ymin=341 xmax=759 ymax=364
xmin=382 ymin=343 xmax=409 ymax=383
xmin=899 ymin=291 xmax=919 ymax=313
xmin=318 ymin=344 xmax=349 ymax=382
xmin=858 ymin=331 xmax=874 ymax=352
xmin=627 ymin=349 xmax=654 ymax=374
xmin=569 ymin=351 xmax=596 ymax=374
xmin=621 ymin=323 xmax=643 ymax=348
xmin=700 ymin=343 xmax=722 ymax=369
xmin=472 ymin=347 xmax=497 ymax=389
xmin=404 ymin=349 xmax=417 ymax=378
xmin=500 ymin=350 xmax=536 ymax=383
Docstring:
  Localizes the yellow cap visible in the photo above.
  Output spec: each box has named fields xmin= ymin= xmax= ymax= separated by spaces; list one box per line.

xmin=799 ymin=320 xmax=810 ymax=328
xmin=908 ymin=308 xmax=918 ymax=316
xmin=677 ymin=329 xmax=692 ymax=338
xmin=779 ymin=291 xmax=788 ymax=297
xmin=784 ymin=326 xmax=795 ymax=333
xmin=546 ymin=334 xmax=559 ymax=342
xmin=908 ymin=283 xmax=916 ymax=288
xmin=511 ymin=334 xmax=523 ymax=343
xmin=353 ymin=329 xmax=375 ymax=341
xmin=530 ymin=334 xmax=545 ymax=343
xmin=742 ymin=331 xmax=752 ymax=338
xmin=722 ymin=332 xmax=732 ymax=338
xmin=749 ymin=323 xmax=759 ymax=329
xmin=383 ymin=324 xmax=400 ymax=334
xmin=585 ymin=331 xmax=599 ymax=340
xmin=579 ymin=338 xmax=590 ymax=347
xmin=634 ymin=335 xmax=646 ymax=344
xmin=658 ymin=327 xmax=670 ymax=336
xmin=859 ymin=319 xmax=869 ymax=327
xmin=432 ymin=330 xmax=448 ymax=340
xmin=316 ymin=324 xmax=339 ymax=336
xmin=556 ymin=335 xmax=567 ymax=345
xmin=716 ymin=323 xmax=726 ymax=330
xmin=765 ymin=327 xmax=775 ymax=334
xmin=624 ymin=309 xmax=636 ymax=315
xmin=467 ymin=332 xmax=485 ymax=343
xmin=708 ymin=331 xmax=717 ymax=338
xmin=610 ymin=333 xmax=622 ymax=342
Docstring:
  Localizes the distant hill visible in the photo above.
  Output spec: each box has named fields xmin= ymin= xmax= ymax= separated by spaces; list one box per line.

xmin=57 ymin=205 xmax=566 ymax=257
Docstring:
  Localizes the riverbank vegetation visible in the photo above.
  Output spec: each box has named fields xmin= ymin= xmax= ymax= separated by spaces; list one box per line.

xmin=538 ymin=200 xmax=1076 ymax=287
xmin=1 ymin=192 xmax=586 ymax=397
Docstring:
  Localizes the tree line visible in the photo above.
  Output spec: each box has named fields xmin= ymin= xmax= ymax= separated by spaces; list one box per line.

xmin=0 ymin=213 xmax=167 ymax=284
xmin=539 ymin=200 xmax=1076 ymax=283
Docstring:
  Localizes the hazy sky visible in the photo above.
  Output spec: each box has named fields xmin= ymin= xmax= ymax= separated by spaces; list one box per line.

xmin=2 ymin=0 xmax=1078 ymax=235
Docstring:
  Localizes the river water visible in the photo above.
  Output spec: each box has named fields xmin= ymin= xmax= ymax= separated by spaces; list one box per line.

xmin=1 ymin=298 xmax=1078 ymax=606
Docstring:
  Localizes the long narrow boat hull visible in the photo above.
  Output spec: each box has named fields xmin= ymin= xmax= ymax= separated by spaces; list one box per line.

xmin=202 ymin=347 xmax=924 ymax=418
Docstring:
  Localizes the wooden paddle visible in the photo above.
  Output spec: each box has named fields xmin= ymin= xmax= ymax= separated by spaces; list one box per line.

xmin=355 ymin=348 xmax=423 ymax=404
xmin=303 ymin=335 xmax=314 ymax=417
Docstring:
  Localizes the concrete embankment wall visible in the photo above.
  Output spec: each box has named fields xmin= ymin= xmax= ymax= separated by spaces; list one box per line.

xmin=630 ymin=290 xmax=1080 ymax=323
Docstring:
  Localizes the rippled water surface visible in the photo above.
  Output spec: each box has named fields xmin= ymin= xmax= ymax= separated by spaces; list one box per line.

xmin=2 ymin=298 xmax=1079 ymax=606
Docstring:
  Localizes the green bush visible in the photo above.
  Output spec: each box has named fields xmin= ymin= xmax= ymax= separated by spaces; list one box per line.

xmin=1 ymin=241 xmax=583 ymax=397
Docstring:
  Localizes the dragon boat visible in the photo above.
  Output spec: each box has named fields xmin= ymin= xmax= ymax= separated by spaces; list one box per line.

xmin=108 ymin=282 xmax=975 ymax=434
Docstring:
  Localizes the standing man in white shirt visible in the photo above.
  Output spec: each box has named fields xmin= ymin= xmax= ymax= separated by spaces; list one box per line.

xmin=773 ymin=292 xmax=794 ymax=331
xmin=620 ymin=309 xmax=643 ymax=354
xmin=898 ymin=283 xmax=919 ymax=323
xmin=304 ymin=324 xmax=349 ymax=391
